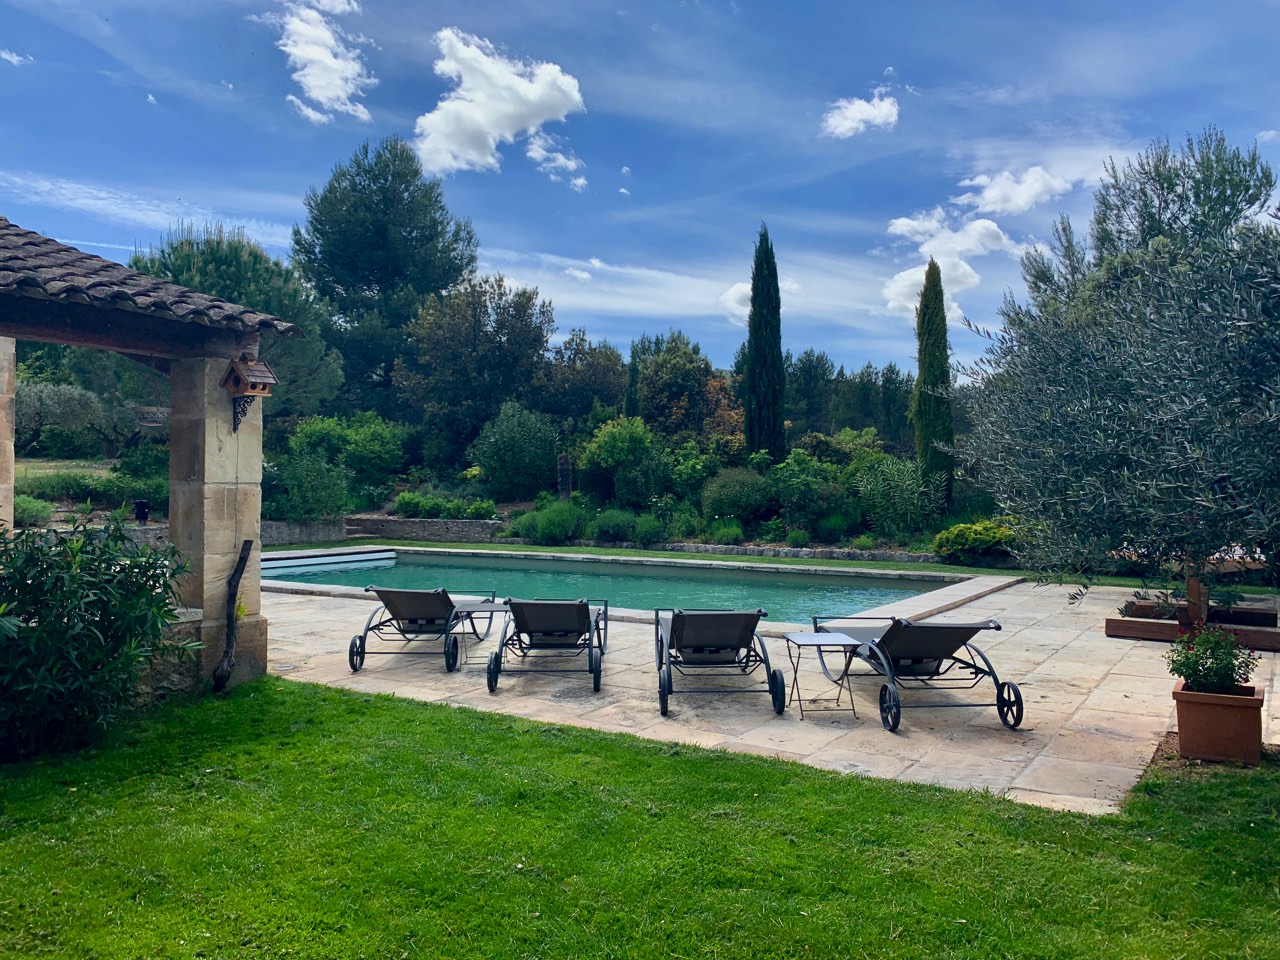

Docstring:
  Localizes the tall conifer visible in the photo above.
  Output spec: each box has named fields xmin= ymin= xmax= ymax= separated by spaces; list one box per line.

xmin=744 ymin=224 xmax=786 ymax=462
xmin=910 ymin=258 xmax=955 ymax=505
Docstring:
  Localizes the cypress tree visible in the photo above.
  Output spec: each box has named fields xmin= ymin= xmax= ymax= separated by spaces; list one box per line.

xmin=744 ymin=224 xmax=786 ymax=462
xmin=910 ymin=258 xmax=955 ymax=506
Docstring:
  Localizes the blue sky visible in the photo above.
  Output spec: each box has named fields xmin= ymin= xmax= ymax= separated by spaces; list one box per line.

xmin=2 ymin=0 xmax=1278 ymax=372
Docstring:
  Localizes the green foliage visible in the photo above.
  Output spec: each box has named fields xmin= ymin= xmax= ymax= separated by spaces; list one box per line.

xmin=932 ymin=519 xmax=1017 ymax=566
xmin=831 ymin=363 xmax=916 ymax=456
xmin=851 ymin=533 xmax=876 ymax=551
xmin=519 ymin=501 xmax=585 ymax=546
xmin=591 ymin=509 xmax=637 ymax=543
xmin=290 ymin=413 xmax=406 ymax=491
xmin=393 ymin=491 xmax=443 ymax=518
xmin=115 ymin=440 xmax=169 ymax=480
xmin=814 ymin=514 xmax=852 ymax=544
xmin=633 ymin=513 xmax=666 ymax=547
xmin=1165 ymin=624 xmax=1260 ymax=695
xmin=292 ymin=137 xmax=478 ymax=417
xmin=14 ymin=471 xmax=168 ymax=511
xmin=701 ymin=467 xmax=773 ymax=525
xmin=131 ymin=223 xmax=344 ymax=419
xmin=756 ymin=518 xmax=787 ymax=543
xmin=535 ymin=329 xmax=628 ymax=426
xmin=635 ymin=331 xmax=713 ymax=435
xmin=579 ymin=417 xmax=659 ymax=508
xmin=910 ymin=258 xmax=954 ymax=506
xmin=0 ymin=516 xmax=189 ymax=760
xmin=785 ymin=528 xmax=812 ymax=549
xmin=467 ymin=402 xmax=558 ymax=501
xmin=14 ymin=382 xmax=124 ymax=457
xmin=264 ymin=453 xmax=351 ymax=523
xmin=857 ymin=458 xmax=944 ymax=539
xmin=12 ymin=495 xmax=53 ymax=528
xmin=669 ymin=440 xmax=718 ymax=501
xmin=707 ymin=517 xmax=745 ymax=545
xmin=785 ymin=349 xmax=836 ymax=437
xmin=743 ymin=223 xmax=787 ymax=462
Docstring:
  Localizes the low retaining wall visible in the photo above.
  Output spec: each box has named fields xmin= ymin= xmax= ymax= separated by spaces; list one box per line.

xmin=261 ymin=520 xmax=345 ymax=546
xmin=345 ymin=516 xmax=505 ymax=542
xmin=497 ymin=538 xmax=939 ymax=564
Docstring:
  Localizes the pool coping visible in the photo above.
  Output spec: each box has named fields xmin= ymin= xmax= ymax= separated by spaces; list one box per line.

xmin=261 ymin=546 xmax=1024 ymax=636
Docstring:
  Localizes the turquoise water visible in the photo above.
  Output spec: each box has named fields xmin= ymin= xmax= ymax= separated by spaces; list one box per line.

xmin=271 ymin=553 xmax=937 ymax=624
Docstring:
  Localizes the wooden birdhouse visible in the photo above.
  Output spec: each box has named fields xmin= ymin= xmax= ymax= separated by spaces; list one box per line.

xmin=221 ymin=355 xmax=278 ymax=432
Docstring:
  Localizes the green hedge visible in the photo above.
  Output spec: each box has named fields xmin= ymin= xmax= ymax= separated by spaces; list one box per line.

xmin=14 ymin=471 xmax=168 ymax=511
xmin=932 ymin=519 xmax=1017 ymax=565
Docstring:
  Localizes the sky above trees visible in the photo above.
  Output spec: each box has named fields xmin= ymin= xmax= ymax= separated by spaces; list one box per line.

xmin=2 ymin=0 xmax=1279 ymax=370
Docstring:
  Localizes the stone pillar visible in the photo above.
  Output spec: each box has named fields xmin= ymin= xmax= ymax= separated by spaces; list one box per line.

xmin=168 ymin=356 xmax=267 ymax=685
xmin=0 ymin=337 xmax=14 ymax=531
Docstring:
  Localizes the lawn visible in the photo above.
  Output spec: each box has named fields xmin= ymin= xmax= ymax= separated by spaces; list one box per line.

xmin=2 ymin=680 xmax=1278 ymax=958
xmin=13 ymin=458 xmax=112 ymax=477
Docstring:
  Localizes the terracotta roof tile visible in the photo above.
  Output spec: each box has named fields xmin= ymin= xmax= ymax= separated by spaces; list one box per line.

xmin=0 ymin=216 xmax=296 ymax=336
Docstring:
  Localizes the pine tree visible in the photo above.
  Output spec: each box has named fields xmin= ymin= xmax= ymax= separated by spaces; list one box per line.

xmin=743 ymin=224 xmax=786 ymax=462
xmin=910 ymin=258 xmax=955 ymax=506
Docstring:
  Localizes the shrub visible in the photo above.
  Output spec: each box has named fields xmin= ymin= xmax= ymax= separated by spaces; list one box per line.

xmin=467 ymin=402 xmax=558 ymax=501
xmin=510 ymin=512 xmax=539 ymax=540
xmin=857 ymin=458 xmax=944 ymax=539
xmin=1165 ymin=623 xmax=1260 ymax=694
xmin=465 ymin=499 xmax=497 ymax=520
xmin=756 ymin=517 xmax=787 ymax=543
xmin=633 ymin=513 xmax=666 ymax=546
xmin=264 ymin=452 xmax=350 ymax=522
xmin=14 ymin=471 xmax=169 ymax=512
xmin=393 ymin=492 xmax=433 ymax=518
xmin=702 ymin=468 xmax=772 ymax=525
xmin=815 ymin=513 xmax=851 ymax=544
xmin=786 ymin=528 xmax=812 ymax=549
xmin=932 ymin=519 xmax=1018 ymax=566
xmin=116 ymin=441 xmax=169 ymax=480
xmin=664 ymin=504 xmax=703 ymax=541
xmin=12 ymin=495 xmax=53 ymax=528
xmin=0 ymin=517 xmax=192 ymax=761
xmin=851 ymin=533 xmax=876 ymax=551
xmin=707 ymin=518 xmax=744 ymax=545
xmin=592 ymin=509 xmax=636 ymax=543
xmin=291 ymin=413 xmax=406 ymax=491
xmin=529 ymin=501 xmax=584 ymax=546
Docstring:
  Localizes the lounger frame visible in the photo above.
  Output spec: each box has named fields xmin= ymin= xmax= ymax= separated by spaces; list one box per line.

xmin=487 ymin=598 xmax=608 ymax=693
xmin=654 ymin=608 xmax=785 ymax=716
xmin=349 ymin=585 xmax=499 ymax=673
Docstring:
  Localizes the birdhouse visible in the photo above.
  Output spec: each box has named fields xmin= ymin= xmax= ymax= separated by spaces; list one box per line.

xmin=221 ymin=355 xmax=278 ymax=399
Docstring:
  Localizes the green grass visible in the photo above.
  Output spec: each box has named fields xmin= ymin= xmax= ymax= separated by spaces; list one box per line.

xmin=2 ymin=679 xmax=1278 ymax=958
xmin=14 ymin=458 xmax=111 ymax=477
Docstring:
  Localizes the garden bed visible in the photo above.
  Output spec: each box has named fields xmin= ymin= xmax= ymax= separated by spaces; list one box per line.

xmin=1105 ymin=596 xmax=1280 ymax=650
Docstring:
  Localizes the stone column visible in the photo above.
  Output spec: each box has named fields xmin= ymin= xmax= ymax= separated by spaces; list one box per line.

xmin=168 ymin=356 xmax=267 ymax=685
xmin=0 ymin=338 xmax=14 ymax=531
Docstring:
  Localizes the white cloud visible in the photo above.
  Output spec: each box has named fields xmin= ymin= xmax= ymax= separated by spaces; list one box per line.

xmin=618 ymin=187 xmax=631 ymax=196
xmin=221 ymin=79 xmax=235 ymax=92
xmin=0 ymin=171 xmax=293 ymax=249
xmin=621 ymin=165 xmax=631 ymax=175
xmin=716 ymin=277 xmax=803 ymax=325
xmin=954 ymin=165 xmax=1075 ymax=215
xmin=883 ymin=66 xmax=895 ymax=77
xmin=1259 ymin=130 xmax=1280 ymax=143
xmin=526 ymin=131 xmax=584 ymax=177
xmin=883 ymin=209 xmax=1020 ymax=317
xmin=0 ymin=50 xmax=33 ymax=67
xmin=269 ymin=2 xmax=376 ymax=124
xmin=146 ymin=93 xmax=157 ymax=105
xmin=563 ymin=268 xmax=591 ymax=281
xmin=569 ymin=176 xmax=588 ymax=192
xmin=820 ymin=88 xmax=898 ymax=138
xmin=286 ymin=93 xmax=333 ymax=125
xmin=413 ymin=27 xmax=586 ymax=184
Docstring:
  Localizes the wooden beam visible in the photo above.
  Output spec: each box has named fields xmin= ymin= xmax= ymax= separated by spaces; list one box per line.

xmin=0 ymin=293 xmax=259 ymax=360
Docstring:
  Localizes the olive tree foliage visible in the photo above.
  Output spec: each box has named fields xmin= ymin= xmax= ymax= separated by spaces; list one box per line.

xmin=131 ymin=223 xmax=344 ymax=418
xmin=467 ymin=402 xmax=559 ymax=501
xmin=963 ymin=130 xmax=1280 ymax=612
xmin=14 ymin=382 xmax=125 ymax=454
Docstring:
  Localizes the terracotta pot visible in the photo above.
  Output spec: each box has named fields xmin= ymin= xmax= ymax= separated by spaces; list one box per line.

xmin=1171 ymin=680 xmax=1264 ymax=766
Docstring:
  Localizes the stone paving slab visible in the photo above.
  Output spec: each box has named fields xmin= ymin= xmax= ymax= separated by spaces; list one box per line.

xmin=261 ymin=580 xmax=1280 ymax=816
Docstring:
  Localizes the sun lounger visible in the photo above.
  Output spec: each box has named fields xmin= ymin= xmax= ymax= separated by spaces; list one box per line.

xmin=812 ymin=614 xmax=1022 ymax=731
xmin=487 ymin=598 xmax=608 ymax=693
xmin=654 ymin=608 xmax=785 ymax=716
xmin=348 ymin=585 xmax=499 ymax=673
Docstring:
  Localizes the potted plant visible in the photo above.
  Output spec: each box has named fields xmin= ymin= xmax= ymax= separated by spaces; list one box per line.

xmin=1166 ymin=623 xmax=1264 ymax=765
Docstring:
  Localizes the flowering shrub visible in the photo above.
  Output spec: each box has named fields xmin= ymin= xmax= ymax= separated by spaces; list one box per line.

xmin=1165 ymin=623 xmax=1259 ymax=694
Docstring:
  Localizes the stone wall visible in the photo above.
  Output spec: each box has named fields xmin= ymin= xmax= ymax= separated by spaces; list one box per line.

xmin=500 ymin=538 xmax=939 ymax=564
xmin=261 ymin=519 xmax=346 ymax=546
xmin=345 ymin=516 xmax=504 ymax=542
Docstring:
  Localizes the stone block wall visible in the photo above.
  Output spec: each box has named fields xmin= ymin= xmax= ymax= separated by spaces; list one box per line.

xmin=261 ymin=519 xmax=346 ymax=546
xmin=345 ymin=516 xmax=504 ymax=542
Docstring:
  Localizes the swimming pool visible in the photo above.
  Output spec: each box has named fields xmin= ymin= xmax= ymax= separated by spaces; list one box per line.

xmin=266 ymin=551 xmax=941 ymax=624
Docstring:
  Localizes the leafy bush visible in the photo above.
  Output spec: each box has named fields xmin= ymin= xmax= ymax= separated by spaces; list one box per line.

xmin=707 ymin=518 xmax=745 ymax=545
xmin=756 ymin=518 xmax=787 ymax=543
xmin=465 ymin=499 xmax=497 ymax=520
xmin=393 ymin=491 xmax=442 ymax=518
xmin=116 ymin=441 xmax=169 ymax=480
xmin=932 ymin=519 xmax=1018 ymax=566
xmin=786 ymin=528 xmax=812 ymax=549
xmin=633 ymin=514 xmax=666 ymax=546
xmin=851 ymin=533 xmax=876 ymax=551
xmin=815 ymin=513 xmax=851 ymax=544
xmin=857 ymin=458 xmax=944 ymax=539
xmin=14 ymin=471 xmax=169 ymax=512
xmin=1165 ymin=623 xmax=1260 ymax=694
xmin=467 ymin=402 xmax=558 ymax=501
xmin=664 ymin=504 xmax=703 ymax=541
xmin=702 ymin=468 xmax=772 ymax=525
xmin=0 ymin=517 xmax=191 ymax=761
xmin=291 ymin=413 xmax=406 ymax=491
xmin=670 ymin=441 xmax=718 ymax=501
xmin=528 ymin=501 xmax=584 ymax=546
xmin=12 ymin=495 xmax=53 ymax=528
xmin=592 ymin=509 xmax=636 ymax=543
xmin=264 ymin=452 xmax=350 ymax=522
xmin=509 ymin=512 xmax=539 ymax=540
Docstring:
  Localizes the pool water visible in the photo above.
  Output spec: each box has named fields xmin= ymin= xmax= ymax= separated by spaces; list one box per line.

xmin=271 ymin=553 xmax=937 ymax=624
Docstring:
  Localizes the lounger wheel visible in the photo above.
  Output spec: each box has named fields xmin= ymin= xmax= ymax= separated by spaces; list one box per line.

xmin=997 ymin=681 xmax=1024 ymax=729
xmin=590 ymin=648 xmax=603 ymax=692
xmin=486 ymin=651 xmax=501 ymax=693
xmin=879 ymin=684 xmax=901 ymax=732
xmin=658 ymin=665 xmax=672 ymax=716
xmin=348 ymin=635 xmax=365 ymax=672
xmin=444 ymin=635 xmax=460 ymax=673
xmin=769 ymin=669 xmax=786 ymax=715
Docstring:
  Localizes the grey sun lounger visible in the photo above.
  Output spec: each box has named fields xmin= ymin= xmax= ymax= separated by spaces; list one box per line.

xmin=348 ymin=585 xmax=500 ymax=673
xmin=487 ymin=597 xmax=608 ymax=693
xmin=654 ymin=608 xmax=785 ymax=716
xmin=812 ymin=614 xmax=1022 ymax=731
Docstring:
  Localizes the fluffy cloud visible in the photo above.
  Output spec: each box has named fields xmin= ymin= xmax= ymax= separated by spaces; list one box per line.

xmin=717 ymin=277 xmax=802 ymax=325
xmin=820 ymin=88 xmax=898 ymax=138
xmin=564 ymin=268 xmax=592 ymax=281
xmin=569 ymin=176 xmax=588 ymax=192
xmin=269 ymin=2 xmax=376 ymax=124
xmin=618 ymin=187 xmax=631 ymax=196
xmin=621 ymin=165 xmax=631 ymax=175
xmin=882 ymin=208 xmax=1019 ymax=316
xmin=954 ymin=165 xmax=1074 ymax=214
xmin=413 ymin=27 xmax=586 ymax=186
xmin=0 ymin=50 xmax=33 ymax=67
xmin=1259 ymin=130 xmax=1280 ymax=143
xmin=146 ymin=93 xmax=157 ymax=105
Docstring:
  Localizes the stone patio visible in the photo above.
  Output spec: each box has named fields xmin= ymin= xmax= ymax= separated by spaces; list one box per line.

xmin=263 ymin=579 xmax=1279 ymax=816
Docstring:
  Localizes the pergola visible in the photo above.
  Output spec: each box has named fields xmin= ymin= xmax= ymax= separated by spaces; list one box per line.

xmin=0 ymin=216 xmax=295 ymax=686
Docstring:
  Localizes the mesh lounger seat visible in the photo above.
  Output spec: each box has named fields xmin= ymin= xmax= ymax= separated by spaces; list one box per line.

xmin=487 ymin=598 xmax=608 ymax=693
xmin=349 ymin=585 xmax=499 ymax=673
xmin=812 ymin=614 xmax=1022 ymax=731
xmin=654 ymin=608 xmax=785 ymax=716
